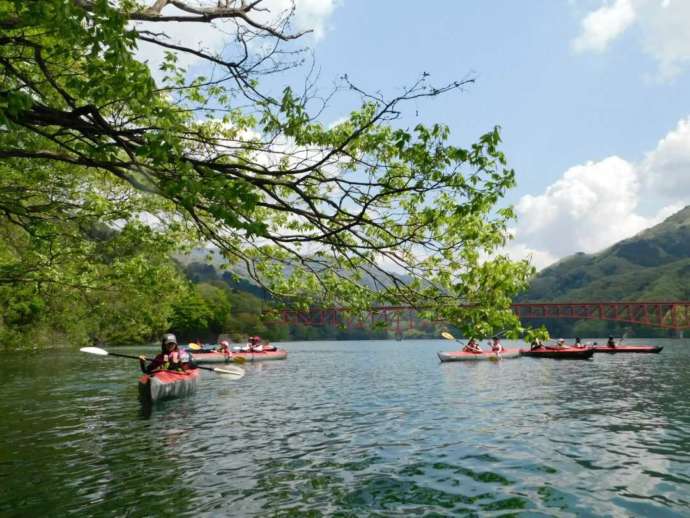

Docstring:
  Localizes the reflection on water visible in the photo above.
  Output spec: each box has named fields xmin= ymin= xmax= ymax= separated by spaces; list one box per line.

xmin=1 ymin=339 xmax=689 ymax=516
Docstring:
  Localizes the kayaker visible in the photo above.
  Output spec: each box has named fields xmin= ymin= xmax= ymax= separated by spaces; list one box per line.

xmin=546 ymin=338 xmax=566 ymax=349
xmin=574 ymin=337 xmax=583 ymax=348
xmin=490 ymin=336 xmax=503 ymax=353
xmin=607 ymin=336 xmax=616 ymax=348
xmin=139 ymin=333 xmax=185 ymax=374
xmin=248 ymin=335 xmax=262 ymax=352
xmin=530 ymin=338 xmax=544 ymax=351
xmin=463 ymin=338 xmax=482 ymax=353
xmin=217 ymin=340 xmax=231 ymax=354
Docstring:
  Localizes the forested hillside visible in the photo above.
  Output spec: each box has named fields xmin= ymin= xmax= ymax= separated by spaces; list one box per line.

xmin=180 ymin=261 xmax=444 ymax=343
xmin=518 ymin=205 xmax=690 ymax=337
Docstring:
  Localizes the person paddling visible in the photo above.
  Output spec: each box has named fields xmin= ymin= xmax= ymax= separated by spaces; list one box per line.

xmin=463 ymin=338 xmax=482 ymax=354
xmin=217 ymin=340 xmax=231 ymax=354
xmin=530 ymin=338 xmax=544 ymax=351
xmin=245 ymin=335 xmax=262 ymax=352
xmin=490 ymin=336 xmax=503 ymax=354
xmin=140 ymin=333 xmax=186 ymax=374
xmin=607 ymin=336 xmax=616 ymax=348
xmin=574 ymin=337 xmax=583 ymax=348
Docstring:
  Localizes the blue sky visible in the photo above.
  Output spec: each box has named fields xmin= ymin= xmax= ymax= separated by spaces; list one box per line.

xmin=306 ymin=0 xmax=690 ymax=268
xmin=138 ymin=0 xmax=690 ymax=269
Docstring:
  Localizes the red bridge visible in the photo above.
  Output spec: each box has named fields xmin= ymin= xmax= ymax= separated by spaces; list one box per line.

xmin=273 ymin=301 xmax=690 ymax=332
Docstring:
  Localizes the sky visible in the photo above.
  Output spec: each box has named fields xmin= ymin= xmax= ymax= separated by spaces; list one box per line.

xmin=137 ymin=0 xmax=690 ymax=270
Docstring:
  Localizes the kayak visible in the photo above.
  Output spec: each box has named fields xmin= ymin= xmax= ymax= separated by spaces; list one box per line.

xmin=519 ymin=347 xmax=594 ymax=359
xmin=191 ymin=349 xmax=288 ymax=363
xmin=138 ymin=368 xmax=200 ymax=403
xmin=438 ymin=349 xmax=520 ymax=362
xmin=590 ymin=345 xmax=663 ymax=354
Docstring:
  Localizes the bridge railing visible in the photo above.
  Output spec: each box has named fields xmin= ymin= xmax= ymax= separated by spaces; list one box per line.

xmin=269 ymin=302 xmax=690 ymax=331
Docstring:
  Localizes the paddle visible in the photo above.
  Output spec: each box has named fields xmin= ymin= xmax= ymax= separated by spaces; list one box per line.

xmin=80 ymin=347 xmax=245 ymax=380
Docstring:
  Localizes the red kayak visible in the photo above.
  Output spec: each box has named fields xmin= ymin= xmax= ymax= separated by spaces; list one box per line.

xmin=590 ymin=345 xmax=663 ymax=354
xmin=520 ymin=347 xmax=594 ymax=359
xmin=138 ymin=368 xmax=200 ymax=403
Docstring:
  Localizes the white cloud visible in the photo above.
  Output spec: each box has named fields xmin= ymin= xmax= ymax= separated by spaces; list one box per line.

xmin=572 ymin=0 xmax=636 ymax=53
xmin=508 ymin=117 xmax=690 ymax=269
xmin=572 ymin=0 xmax=690 ymax=80
xmin=133 ymin=0 xmax=340 ymax=74
xmin=641 ymin=117 xmax=690 ymax=199
xmin=266 ymin=0 xmax=339 ymax=41
xmin=639 ymin=0 xmax=690 ymax=80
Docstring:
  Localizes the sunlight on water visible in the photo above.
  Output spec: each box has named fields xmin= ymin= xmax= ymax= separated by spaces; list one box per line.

xmin=1 ymin=339 xmax=689 ymax=516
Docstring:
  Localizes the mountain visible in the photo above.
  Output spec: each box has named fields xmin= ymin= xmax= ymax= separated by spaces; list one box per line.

xmin=517 ymin=205 xmax=690 ymax=336
xmin=176 ymin=247 xmax=414 ymax=292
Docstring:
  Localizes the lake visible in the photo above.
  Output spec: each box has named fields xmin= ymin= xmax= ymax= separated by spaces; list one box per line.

xmin=1 ymin=339 xmax=689 ymax=516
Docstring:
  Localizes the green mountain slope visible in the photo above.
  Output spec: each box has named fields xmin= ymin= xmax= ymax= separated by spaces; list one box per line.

xmin=521 ymin=205 xmax=690 ymax=302
xmin=517 ymin=205 xmax=690 ymax=336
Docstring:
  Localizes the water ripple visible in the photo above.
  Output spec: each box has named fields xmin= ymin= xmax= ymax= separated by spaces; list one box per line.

xmin=1 ymin=339 xmax=689 ymax=516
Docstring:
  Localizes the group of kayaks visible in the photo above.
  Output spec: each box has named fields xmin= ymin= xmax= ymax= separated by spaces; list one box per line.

xmin=189 ymin=348 xmax=288 ymax=363
xmin=139 ymin=342 xmax=662 ymax=401
xmin=137 ymin=345 xmax=288 ymax=403
xmin=438 ymin=344 xmax=663 ymax=362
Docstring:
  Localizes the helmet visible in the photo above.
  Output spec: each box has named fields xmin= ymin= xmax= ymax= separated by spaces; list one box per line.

xmin=220 ymin=340 xmax=230 ymax=347
xmin=558 ymin=338 xmax=565 ymax=343
xmin=162 ymin=333 xmax=178 ymax=345
xmin=251 ymin=336 xmax=260 ymax=343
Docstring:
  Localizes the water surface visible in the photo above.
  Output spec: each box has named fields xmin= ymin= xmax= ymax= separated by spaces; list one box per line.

xmin=1 ymin=339 xmax=689 ymax=516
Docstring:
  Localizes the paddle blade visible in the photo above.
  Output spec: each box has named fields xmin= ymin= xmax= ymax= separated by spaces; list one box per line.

xmin=188 ymin=343 xmax=202 ymax=350
xmin=231 ymin=356 xmax=247 ymax=364
xmin=213 ymin=365 xmax=245 ymax=380
xmin=441 ymin=331 xmax=456 ymax=341
xmin=80 ymin=347 xmax=109 ymax=356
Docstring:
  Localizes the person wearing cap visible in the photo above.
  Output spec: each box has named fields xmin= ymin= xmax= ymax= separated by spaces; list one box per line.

xmin=139 ymin=333 xmax=184 ymax=374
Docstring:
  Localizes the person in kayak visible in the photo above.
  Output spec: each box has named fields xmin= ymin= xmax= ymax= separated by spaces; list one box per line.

xmin=139 ymin=333 xmax=185 ymax=374
xmin=463 ymin=338 xmax=482 ymax=353
xmin=574 ymin=337 xmax=583 ymax=348
xmin=607 ymin=336 xmax=616 ymax=348
xmin=217 ymin=340 xmax=231 ymax=354
xmin=247 ymin=335 xmax=262 ymax=352
xmin=546 ymin=338 xmax=567 ymax=349
xmin=530 ymin=338 xmax=544 ymax=350
xmin=490 ymin=336 xmax=503 ymax=353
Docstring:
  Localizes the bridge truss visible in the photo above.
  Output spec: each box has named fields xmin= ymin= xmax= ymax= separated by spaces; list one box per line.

xmin=274 ymin=301 xmax=690 ymax=332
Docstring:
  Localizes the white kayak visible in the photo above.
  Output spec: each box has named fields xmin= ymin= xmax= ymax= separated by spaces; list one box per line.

xmin=438 ymin=349 xmax=520 ymax=362
xmin=191 ymin=349 xmax=288 ymax=363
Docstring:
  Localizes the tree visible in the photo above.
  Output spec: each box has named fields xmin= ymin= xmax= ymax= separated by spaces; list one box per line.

xmin=0 ymin=0 xmax=534 ymax=340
